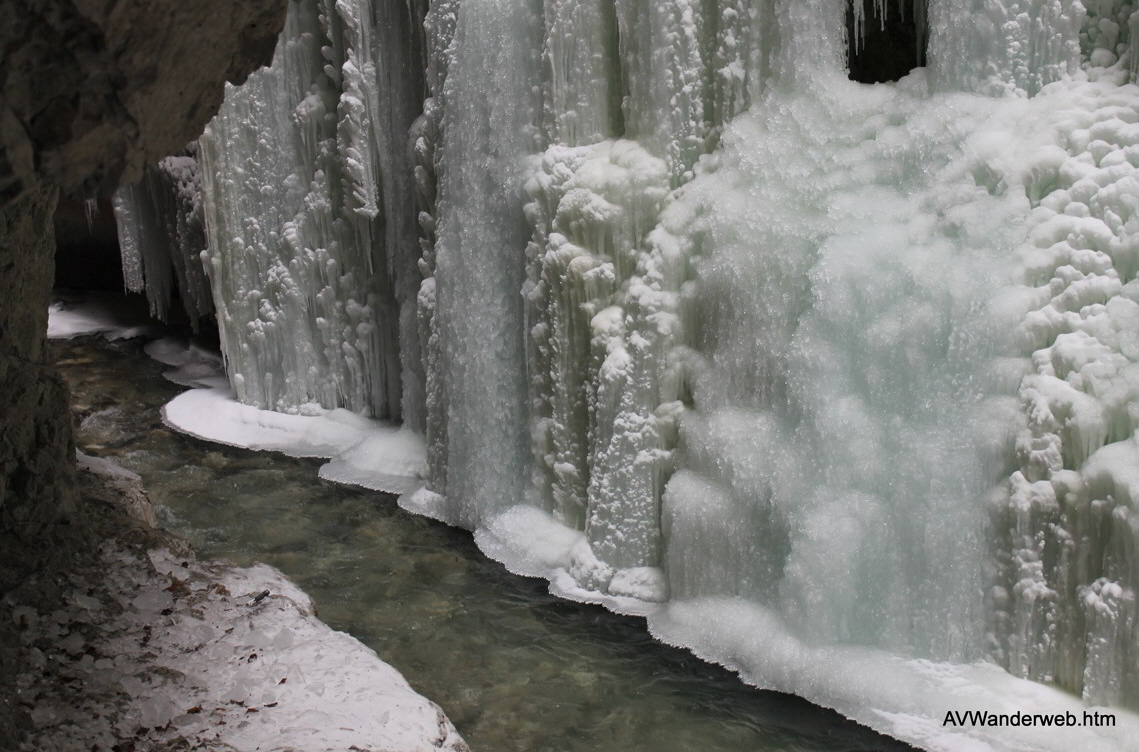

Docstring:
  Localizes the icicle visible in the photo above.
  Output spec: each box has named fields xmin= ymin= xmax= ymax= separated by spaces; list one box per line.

xmin=111 ymin=151 xmax=213 ymax=325
xmin=112 ymin=188 xmax=145 ymax=295
xmin=1130 ymin=9 xmax=1139 ymax=82
xmin=541 ymin=0 xmax=618 ymax=146
xmin=927 ymin=0 xmax=1084 ymax=95
xmin=83 ymin=198 xmax=98 ymax=233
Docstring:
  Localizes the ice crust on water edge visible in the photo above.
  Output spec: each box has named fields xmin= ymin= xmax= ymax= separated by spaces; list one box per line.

xmin=649 ymin=598 xmax=1134 ymax=752
xmin=43 ymin=295 xmax=428 ymax=492
xmin=47 ymin=293 xmax=164 ymax=341
xmin=45 ymin=310 xmax=428 ymax=494
xmin=163 ymin=383 xmax=426 ymax=496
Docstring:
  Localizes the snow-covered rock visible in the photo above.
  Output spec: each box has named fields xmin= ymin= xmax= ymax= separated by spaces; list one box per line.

xmin=11 ymin=453 xmax=467 ymax=752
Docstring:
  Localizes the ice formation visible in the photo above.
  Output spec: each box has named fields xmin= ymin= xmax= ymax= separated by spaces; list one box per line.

xmin=112 ymin=148 xmax=214 ymax=328
xmin=112 ymin=0 xmax=1139 ymax=749
xmin=194 ymin=0 xmax=426 ymax=418
xmin=47 ymin=292 xmax=163 ymax=341
xmin=144 ymin=335 xmax=427 ymax=494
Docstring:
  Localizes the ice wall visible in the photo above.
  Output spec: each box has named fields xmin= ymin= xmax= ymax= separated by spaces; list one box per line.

xmin=152 ymin=0 xmax=1139 ymax=746
xmin=991 ymin=72 xmax=1139 ymax=708
xmin=196 ymin=0 xmax=426 ymax=418
xmin=416 ymin=0 xmax=788 ymax=583
xmin=927 ymin=0 xmax=1085 ymax=95
xmin=410 ymin=0 xmax=1139 ymax=728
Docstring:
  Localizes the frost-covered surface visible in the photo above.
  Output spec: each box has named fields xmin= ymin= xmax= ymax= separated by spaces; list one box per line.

xmin=13 ymin=543 xmax=466 ymax=752
xmin=11 ymin=450 xmax=466 ymax=752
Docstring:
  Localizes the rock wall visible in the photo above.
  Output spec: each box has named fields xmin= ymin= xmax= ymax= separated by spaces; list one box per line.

xmin=0 ymin=184 xmax=76 ymax=594
xmin=0 ymin=0 xmax=286 ymax=203
xmin=0 ymin=0 xmax=286 ymax=584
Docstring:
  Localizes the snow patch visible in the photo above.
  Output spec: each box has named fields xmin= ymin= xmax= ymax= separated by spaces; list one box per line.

xmin=14 ymin=543 xmax=467 ymax=752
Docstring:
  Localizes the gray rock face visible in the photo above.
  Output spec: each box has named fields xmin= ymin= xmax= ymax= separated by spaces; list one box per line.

xmin=0 ymin=0 xmax=286 ymax=586
xmin=0 ymin=0 xmax=286 ymax=203
xmin=0 ymin=183 xmax=77 ymax=595
xmin=0 ymin=183 xmax=73 ymax=750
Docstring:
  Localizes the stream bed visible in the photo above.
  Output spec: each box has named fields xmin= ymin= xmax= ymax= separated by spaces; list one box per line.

xmin=53 ymin=331 xmax=917 ymax=752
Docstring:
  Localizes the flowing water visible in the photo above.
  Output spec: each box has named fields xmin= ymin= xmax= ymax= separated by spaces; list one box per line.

xmin=53 ymin=327 xmax=916 ymax=752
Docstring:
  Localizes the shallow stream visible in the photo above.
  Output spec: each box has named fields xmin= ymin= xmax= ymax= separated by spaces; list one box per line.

xmin=53 ymin=331 xmax=917 ymax=752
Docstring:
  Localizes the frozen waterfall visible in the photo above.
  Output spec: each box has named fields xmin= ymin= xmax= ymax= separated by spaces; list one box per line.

xmin=112 ymin=147 xmax=214 ymax=328
xmin=114 ymin=1 xmax=1139 ymax=749
xmin=193 ymin=0 xmax=426 ymax=418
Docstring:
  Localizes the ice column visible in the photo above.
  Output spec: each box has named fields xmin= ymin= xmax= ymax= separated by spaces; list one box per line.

xmin=199 ymin=0 xmax=419 ymax=418
xmin=522 ymin=140 xmax=671 ymax=548
xmin=417 ymin=0 xmax=459 ymax=495
xmin=430 ymin=0 xmax=544 ymax=527
xmin=359 ymin=0 xmax=431 ymax=431
xmin=511 ymin=0 xmax=776 ymax=596
xmin=112 ymin=148 xmax=214 ymax=328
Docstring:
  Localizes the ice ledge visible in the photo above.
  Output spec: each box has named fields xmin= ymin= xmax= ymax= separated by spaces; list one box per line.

xmin=162 ymin=384 xmax=427 ymax=494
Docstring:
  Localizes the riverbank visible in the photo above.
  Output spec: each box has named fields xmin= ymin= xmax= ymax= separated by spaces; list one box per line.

xmin=4 ymin=444 xmax=468 ymax=751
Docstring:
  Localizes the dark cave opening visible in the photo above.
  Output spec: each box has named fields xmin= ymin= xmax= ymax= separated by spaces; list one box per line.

xmin=53 ymin=195 xmax=123 ymax=291
xmin=847 ymin=0 xmax=927 ymax=83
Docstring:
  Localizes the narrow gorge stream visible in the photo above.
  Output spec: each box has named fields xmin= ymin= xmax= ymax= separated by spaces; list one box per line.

xmin=52 ymin=326 xmax=916 ymax=752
